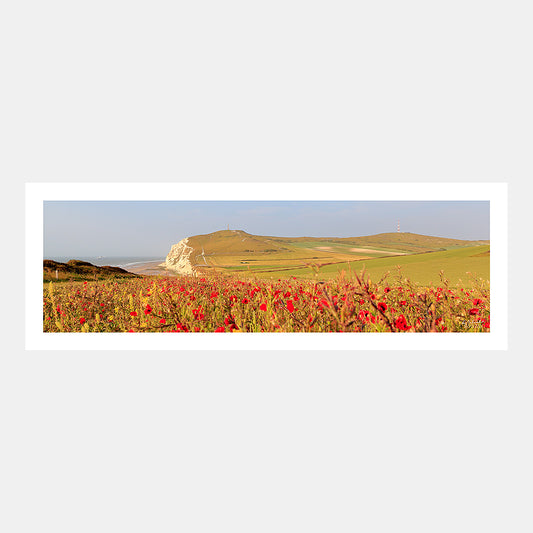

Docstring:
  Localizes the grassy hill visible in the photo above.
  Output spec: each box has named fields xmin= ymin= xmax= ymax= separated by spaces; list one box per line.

xmin=333 ymin=232 xmax=489 ymax=253
xmin=187 ymin=230 xmax=290 ymax=255
xmin=187 ymin=230 xmax=486 ymax=256
xmin=43 ymin=260 xmax=141 ymax=282
xmin=166 ymin=229 xmax=489 ymax=286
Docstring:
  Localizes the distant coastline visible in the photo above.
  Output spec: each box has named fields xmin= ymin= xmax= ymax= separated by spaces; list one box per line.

xmin=45 ymin=256 xmax=164 ymax=267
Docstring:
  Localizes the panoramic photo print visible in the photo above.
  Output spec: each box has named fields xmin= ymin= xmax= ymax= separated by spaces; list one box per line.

xmin=41 ymin=197 xmax=490 ymax=335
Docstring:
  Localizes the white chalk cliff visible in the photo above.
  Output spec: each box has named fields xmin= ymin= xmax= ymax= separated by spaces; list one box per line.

xmin=163 ymin=238 xmax=195 ymax=275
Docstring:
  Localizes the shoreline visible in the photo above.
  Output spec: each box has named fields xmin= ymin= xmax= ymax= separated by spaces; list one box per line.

xmin=124 ymin=260 xmax=178 ymax=277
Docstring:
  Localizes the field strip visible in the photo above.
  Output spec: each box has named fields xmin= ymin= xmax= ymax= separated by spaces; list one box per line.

xmin=348 ymin=247 xmax=404 ymax=255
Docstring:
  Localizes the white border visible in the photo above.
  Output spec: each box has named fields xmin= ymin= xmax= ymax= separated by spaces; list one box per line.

xmin=26 ymin=182 xmax=507 ymax=350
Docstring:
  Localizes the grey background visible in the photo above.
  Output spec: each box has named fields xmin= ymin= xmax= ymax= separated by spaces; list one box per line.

xmin=3 ymin=1 xmax=531 ymax=532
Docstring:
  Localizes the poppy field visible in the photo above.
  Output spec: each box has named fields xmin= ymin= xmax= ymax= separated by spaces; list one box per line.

xmin=43 ymin=269 xmax=490 ymax=333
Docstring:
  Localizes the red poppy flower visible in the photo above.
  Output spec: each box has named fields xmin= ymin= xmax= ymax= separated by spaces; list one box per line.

xmin=193 ymin=306 xmax=205 ymax=320
xmin=130 ymin=311 xmax=138 ymax=317
xmin=394 ymin=315 xmax=411 ymax=331
xmin=287 ymin=300 xmax=295 ymax=313
xmin=469 ymin=308 xmax=479 ymax=316
xmin=259 ymin=303 xmax=267 ymax=311
xmin=377 ymin=302 xmax=387 ymax=312
xmin=80 ymin=317 xmax=86 ymax=324
xmin=214 ymin=326 xmax=225 ymax=332
xmin=159 ymin=318 xmax=166 ymax=324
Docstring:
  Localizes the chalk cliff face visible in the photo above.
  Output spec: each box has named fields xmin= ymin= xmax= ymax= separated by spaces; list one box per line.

xmin=163 ymin=238 xmax=195 ymax=275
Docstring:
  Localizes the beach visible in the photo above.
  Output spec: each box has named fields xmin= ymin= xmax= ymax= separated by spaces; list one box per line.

xmin=122 ymin=260 xmax=176 ymax=276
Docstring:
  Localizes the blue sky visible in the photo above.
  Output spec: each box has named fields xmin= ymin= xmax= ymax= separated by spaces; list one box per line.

xmin=43 ymin=201 xmax=490 ymax=257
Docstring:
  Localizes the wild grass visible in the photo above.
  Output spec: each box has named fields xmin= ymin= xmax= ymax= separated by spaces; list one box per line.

xmin=43 ymin=268 xmax=489 ymax=333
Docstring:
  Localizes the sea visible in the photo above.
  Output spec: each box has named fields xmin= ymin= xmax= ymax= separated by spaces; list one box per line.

xmin=45 ymin=256 xmax=165 ymax=269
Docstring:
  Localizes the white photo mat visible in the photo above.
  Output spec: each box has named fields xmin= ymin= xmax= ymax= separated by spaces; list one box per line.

xmin=26 ymin=182 xmax=507 ymax=350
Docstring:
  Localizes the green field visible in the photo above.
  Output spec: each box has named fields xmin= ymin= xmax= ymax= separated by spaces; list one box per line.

xmin=249 ymin=245 xmax=490 ymax=286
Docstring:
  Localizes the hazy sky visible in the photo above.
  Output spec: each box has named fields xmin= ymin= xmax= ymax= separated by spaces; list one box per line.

xmin=43 ymin=201 xmax=490 ymax=258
